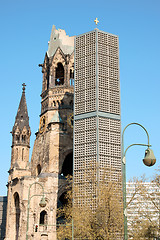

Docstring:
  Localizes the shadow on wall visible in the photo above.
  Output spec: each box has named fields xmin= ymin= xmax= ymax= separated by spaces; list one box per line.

xmin=56 ymin=91 xmax=73 ymax=213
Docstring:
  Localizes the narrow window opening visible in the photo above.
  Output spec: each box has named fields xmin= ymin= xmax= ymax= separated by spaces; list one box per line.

xmin=14 ymin=192 xmax=20 ymax=240
xmin=16 ymin=135 xmax=20 ymax=142
xmin=22 ymin=148 xmax=24 ymax=161
xmin=55 ymin=63 xmax=64 ymax=86
xmin=70 ymin=69 xmax=74 ymax=86
xmin=47 ymin=73 xmax=49 ymax=89
xmin=36 ymin=164 xmax=41 ymax=176
xmin=22 ymin=135 xmax=26 ymax=143
xmin=16 ymin=148 xmax=18 ymax=159
xmin=40 ymin=210 xmax=47 ymax=225
xmin=53 ymin=101 xmax=56 ymax=107
xmin=61 ymin=152 xmax=73 ymax=177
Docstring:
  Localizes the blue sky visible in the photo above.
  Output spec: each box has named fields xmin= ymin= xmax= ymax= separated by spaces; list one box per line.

xmin=0 ymin=0 xmax=160 ymax=196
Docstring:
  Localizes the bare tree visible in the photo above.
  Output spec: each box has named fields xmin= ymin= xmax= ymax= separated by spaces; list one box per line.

xmin=57 ymin=176 xmax=123 ymax=240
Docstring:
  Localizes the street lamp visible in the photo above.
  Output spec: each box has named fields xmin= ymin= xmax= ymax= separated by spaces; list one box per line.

xmin=26 ymin=182 xmax=74 ymax=239
xmin=39 ymin=196 xmax=47 ymax=208
xmin=122 ymin=122 xmax=156 ymax=240
xmin=143 ymin=148 xmax=156 ymax=167
xmin=26 ymin=182 xmax=46 ymax=240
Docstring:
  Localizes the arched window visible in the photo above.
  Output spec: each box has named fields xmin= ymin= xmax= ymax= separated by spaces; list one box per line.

xmin=40 ymin=210 xmax=48 ymax=225
xmin=57 ymin=191 xmax=72 ymax=224
xmin=14 ymin=192 xmax=20 ymax=209
xmin=61 ymin=152 xmax=73 ymax=176
xmin=36 ymin=164 xmax=41 ymax=176
xmin=16 ymin=135 xmax=20 ymax=143
xmin=22 ymin=148 xmax=24 ymax=161
xmin=16 ymin=148 xmax=18 ymax=160
xmin=55 ymin=63 xmax=64 ymax=86
xmin=70 ymin=69 xmax=74 ymax=86
xmin=46 ymin=68 xmax=50 ymax=89
xmin=22 ymin=135 xmax=26 ymax=143
xmin=53 ymin=101 xmax=56 ymax=107
xmin=14 ymin=192 xmax=20 ymax=240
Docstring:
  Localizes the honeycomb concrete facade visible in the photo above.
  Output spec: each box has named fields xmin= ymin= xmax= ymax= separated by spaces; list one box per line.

xmin=74 ymin=29 xmax=123 ymax=238
xmin=74 ymin=29 xmax=122 ymax=204
xmin=0 ymin=197 xmax=7 ymax=240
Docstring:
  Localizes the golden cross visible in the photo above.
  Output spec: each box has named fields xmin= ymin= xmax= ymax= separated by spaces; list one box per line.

xmin=94 ymin=18 xmax=99 ymax=25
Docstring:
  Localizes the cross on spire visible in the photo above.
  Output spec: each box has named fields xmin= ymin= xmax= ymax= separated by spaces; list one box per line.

xmin=22 ymin=83 xmax=26 ymax=93
xmin=94 ymin=18 xmax=99 ymax=26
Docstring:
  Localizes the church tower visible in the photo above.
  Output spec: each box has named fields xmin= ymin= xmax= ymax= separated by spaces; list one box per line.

xmin=74 ymin=29 xmax=123 ymax=238
xmin=31 ymin=25 xmax=74 ymax=177
xmin=5 ymin=25 xmax=74 ymax=240
xmin=5 ymin=84 xmax=31 ymax=240
xmin=10 ymin=83 xmax=31 ymax=171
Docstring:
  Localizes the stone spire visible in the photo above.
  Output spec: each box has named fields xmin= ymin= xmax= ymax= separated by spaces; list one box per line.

xmin=12 ymin=83 xmax=30 ymax=134
xmin=10 ymin=84 xmax=31 ymax=170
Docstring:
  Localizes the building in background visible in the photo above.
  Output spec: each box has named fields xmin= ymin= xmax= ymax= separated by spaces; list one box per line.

xmin=0 ymin=197 xmax=7 ymax=239
xmin=126 ymin=182 xmax=160 ymax=239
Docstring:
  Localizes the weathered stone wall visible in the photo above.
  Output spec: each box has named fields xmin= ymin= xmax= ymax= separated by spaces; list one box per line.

xmin=5 ymin=26 xmax=74 ymax=240
xmin=5 ymin=176 xmax=58 ymax=240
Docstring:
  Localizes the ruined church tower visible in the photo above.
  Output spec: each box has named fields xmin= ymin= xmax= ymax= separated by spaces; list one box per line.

xmin=5 ymin=25 xmax=74 ymax=240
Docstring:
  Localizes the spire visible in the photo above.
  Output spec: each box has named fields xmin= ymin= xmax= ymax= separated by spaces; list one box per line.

xmin=12 ymin=83 xmax=30 ymax=133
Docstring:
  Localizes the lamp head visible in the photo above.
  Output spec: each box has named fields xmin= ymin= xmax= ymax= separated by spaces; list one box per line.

xmin=143 ymin=148 xmax=156 ymax=167
xmin=39 ymin=196 xmax=46 ymax=207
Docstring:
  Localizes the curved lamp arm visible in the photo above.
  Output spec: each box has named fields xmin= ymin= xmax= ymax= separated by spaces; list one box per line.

xmin=122 ymin=143 xmax=151 ymax=164
xmin=122 ymin=123 xmax=150 ymax=158
xmin=27 ymin=182 xmax=45 ymax=201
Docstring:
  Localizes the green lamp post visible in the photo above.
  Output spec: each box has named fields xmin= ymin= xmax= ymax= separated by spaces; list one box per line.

xmin=26 ymin=182 xmax=46 ymax=240
xmin=122 ymin=123 xmax=156 ymax=240
xmin=26 ymin=182 xmax=74 ymax=240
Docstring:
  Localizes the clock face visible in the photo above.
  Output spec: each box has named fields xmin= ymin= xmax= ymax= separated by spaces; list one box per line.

xmin=67 ymin=113 xmax=73 ymax=129
xmin=39 ymin=115 xmax=46 ymax=133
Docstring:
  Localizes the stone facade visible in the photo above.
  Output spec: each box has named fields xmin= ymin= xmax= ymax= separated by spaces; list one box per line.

xmin=5 ymin=26 xmax=74 ymax=240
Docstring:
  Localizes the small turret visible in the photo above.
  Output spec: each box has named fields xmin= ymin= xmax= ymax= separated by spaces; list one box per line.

xmin=10 ymin=83 xmax=31 ymax=169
